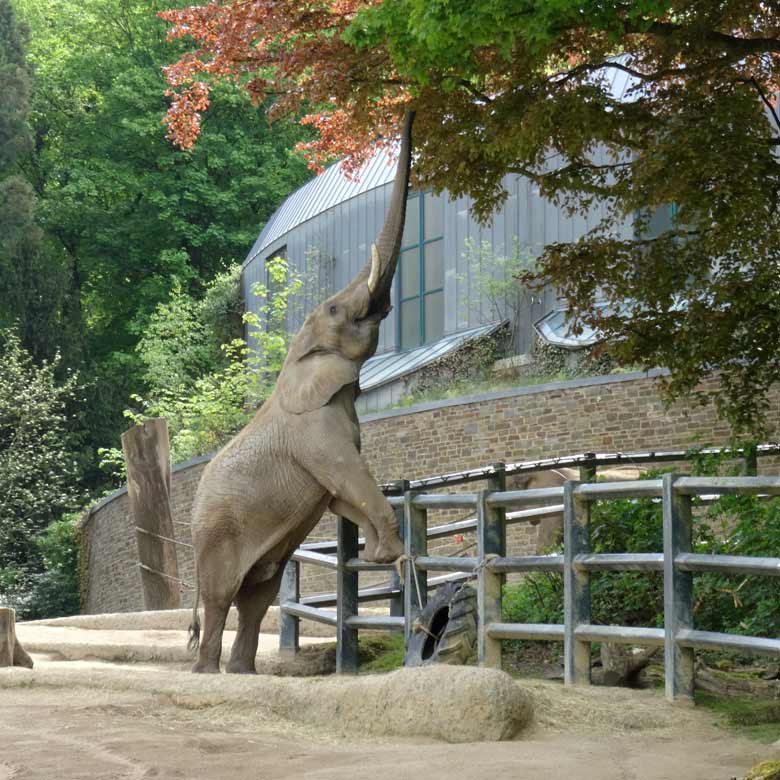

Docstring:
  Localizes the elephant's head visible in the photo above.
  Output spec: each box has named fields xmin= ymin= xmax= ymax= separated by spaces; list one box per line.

xmin=277 ymin=111 xmax=415 ymax=414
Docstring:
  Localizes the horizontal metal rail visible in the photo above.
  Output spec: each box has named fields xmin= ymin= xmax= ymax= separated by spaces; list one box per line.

xmin=344 ymin=615 xmax=404 ymax=632
xmin=412 ymin=493 xmax=478 ymax=509
xmin=414 ymin=556 xmax=478 ymax=572
xmin=489 ymin=555 xmax=564 ymax=573
xmin=281 ymin=602 xmax=337 ymax=627
xmin=291 ymin=549 xmax=338 ymax=570
xmin=574 ymin=624 xmax=665 ymax=646
xmin=487 ymin=487 xmax=565 ymax=507
xmin=676 ymin=629 xmax=780 ymax=657
xmin=573 ymin=480 xmax=663 ymax=499
xmin=676 ymin=553 xmax=780 ymax=577
xmin=675 ymin=476 xmax=780 ymax=496
xmin=573 ymin=553 xmax=664 ymax=572
xmin=487 ymin=622 xmax=565 ymax=641
xmin=343 ymin=558 xmax=397 ymax=572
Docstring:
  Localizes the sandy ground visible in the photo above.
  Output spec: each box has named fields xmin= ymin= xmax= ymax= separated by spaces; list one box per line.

xmin=2 ymin=623 xmax=777 ymax=780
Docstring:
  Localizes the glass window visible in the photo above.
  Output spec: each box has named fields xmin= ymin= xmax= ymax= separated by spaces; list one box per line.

xmin=424 ymin=292 xmax=444 ymax=343
xmin=397 ymin=193 xmax=445 ymax=350
xmin=424 ymin=239 xmax=444 ymax=292
xmin=400 ymin=299 xmax=420 ymax=350
xmin=424 ymin=193 xmax=444 ymax=241
xmin=400 ymin=248 xmax=420 ymax=299
xmin=402 ymin=194 xmax=420 ymax=248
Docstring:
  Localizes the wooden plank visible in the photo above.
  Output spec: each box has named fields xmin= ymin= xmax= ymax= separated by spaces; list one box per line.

xmin=564 ymin=481 xmax=592 ymax=686
xmin=278 ymin=560 xmax=300 ymax=657
xmin=336 ymin=516 xmax=359 ymax=673
xmin=663 ymin=473 xmax=695 ymax=703
xmin=121 ymin=418 xmax=180 ymax=610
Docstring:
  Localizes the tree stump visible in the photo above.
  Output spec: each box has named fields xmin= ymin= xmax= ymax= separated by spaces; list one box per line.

xmin=122 ymin=418 xmax=181 ymax=610
xmin=0 ymin=607 xmax=33 ymax=669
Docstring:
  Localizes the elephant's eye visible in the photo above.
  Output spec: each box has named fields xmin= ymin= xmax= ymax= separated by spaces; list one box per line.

xmin=329 ymin=304 xmax=337 ymax=315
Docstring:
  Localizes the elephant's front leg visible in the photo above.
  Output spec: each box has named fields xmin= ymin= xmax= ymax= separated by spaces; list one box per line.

xmin=307 ymin=450 xmax=403 ymax=563
xmin=330 ymin=497 xmax=380 ymax=561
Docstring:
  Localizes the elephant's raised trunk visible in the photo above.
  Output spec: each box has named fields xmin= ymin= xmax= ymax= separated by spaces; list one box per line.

xmin=367 ymin=110 xmax=415 ymax=304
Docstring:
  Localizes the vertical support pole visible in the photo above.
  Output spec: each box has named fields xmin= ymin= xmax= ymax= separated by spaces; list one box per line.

xmin=564 ymin=480 xmax=591 ymax=686
xmin=390 ymin=480 xmax=409 ymax=618
xmin=742 ymin=444 xmax=758 ymax=476
xmin=663 ymin=473 xmax=694 ymax=703
xmin=403 ymin=491 xmax=427 ymax=665
xmin=579 ymin=453 xmax=597 ymax=483
xmin=336 ymin=516 xmax=359 ymax=674
xmin=0 ymin=607 xmax=15 ymax=667
xmin=477 ymin=478 xmax=506 ymax=668
xmin=278 ymin=558 xmax=300 ymax=657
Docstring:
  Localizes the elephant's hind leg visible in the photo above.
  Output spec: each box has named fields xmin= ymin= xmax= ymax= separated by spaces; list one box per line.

xmin=226 ymin=564 xmax=285 ymax=674
xmin=192 ymin=595 xmax=231 ymax=674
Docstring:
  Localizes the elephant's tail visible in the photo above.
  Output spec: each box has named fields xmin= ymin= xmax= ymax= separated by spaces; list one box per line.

xmin=187 ymin=573 xmax=201 ymax=652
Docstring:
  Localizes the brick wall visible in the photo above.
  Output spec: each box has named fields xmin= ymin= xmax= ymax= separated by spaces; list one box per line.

xmin=80 ymin=370 xmax=779 ymax=613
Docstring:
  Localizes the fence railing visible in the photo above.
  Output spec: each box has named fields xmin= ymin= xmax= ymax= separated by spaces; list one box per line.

xmin=278 ymin=468 xmax=780 ymax=702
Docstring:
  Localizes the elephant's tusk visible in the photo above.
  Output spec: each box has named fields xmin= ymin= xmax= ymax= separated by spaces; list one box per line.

xmin=368 ymin=243 xmax=381 ymax=295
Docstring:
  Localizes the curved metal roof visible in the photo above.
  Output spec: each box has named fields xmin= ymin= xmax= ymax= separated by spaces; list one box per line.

xmin=245 ymin=59 xmax=640 ymax=268
xmin=245 ymin=145 xmax=399 ymax=265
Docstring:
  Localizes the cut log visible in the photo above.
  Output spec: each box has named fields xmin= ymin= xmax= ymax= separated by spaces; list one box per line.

xmin=122 ymin=418 xmax=181 ymax=610
xmin=0 ymin=607 xmax=32 ymax=668
xmin=695 ymin=661 xmax=780 ymax=700
xmin=600 ymin=643 xmax=659 ymax=687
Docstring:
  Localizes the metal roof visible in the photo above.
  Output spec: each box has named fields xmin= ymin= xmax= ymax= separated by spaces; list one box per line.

xmin=359 ymin=322 xmax=505 ymax=392
xmin=245 ymin=59 xmax=641 ymax=268
xmin=246 ymin=145 xmax=399 ymax=265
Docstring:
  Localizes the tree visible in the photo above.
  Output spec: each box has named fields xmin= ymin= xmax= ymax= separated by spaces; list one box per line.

xmin=0 ymin=329 xmax=83 ymax=609
xmin=0 ymin=0 xmax=76 ymax=366
xmin=160 ymin=1 xmax=780 ymax=434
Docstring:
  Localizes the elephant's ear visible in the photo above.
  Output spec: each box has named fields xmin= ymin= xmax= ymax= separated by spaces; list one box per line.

xmin=278 ymin=353 xmax=360 ymax=414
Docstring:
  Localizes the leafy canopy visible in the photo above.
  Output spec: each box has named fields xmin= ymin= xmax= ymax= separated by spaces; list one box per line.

xmin=161 ymin=1 xmax=780 ymax=434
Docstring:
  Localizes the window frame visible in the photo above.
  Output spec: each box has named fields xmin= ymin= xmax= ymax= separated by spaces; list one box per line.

xmin=397 ymin=192 xmax=444 ymax=351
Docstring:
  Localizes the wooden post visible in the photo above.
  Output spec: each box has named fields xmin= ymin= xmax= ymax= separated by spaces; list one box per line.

xmin=0 ymin=607 xmax=14 ymax=667
xmin=279 ymin=559 xmax=300 ymax=657
xmin=390 ymin=480 xmax=409 ymax=618
xmin=564 ymin=480 xmax=591 ymax=686
xmin=477 ymin=476 xmax=506 ymax=668
xmin=0 ymin=608 xmax=32 ymax=668
xmin=663 ymin=473 xmax=695 ymax=703
xmin=403 ymin=490 xmax=427 ymax=665
xmin=121 ymin=418 xmax=181 ymax=610
xmin=336 ymin=516 xmax=359 ymax=673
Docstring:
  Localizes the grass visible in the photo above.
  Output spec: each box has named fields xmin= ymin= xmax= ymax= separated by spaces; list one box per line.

xmin=696 ymin=690 xmax=780 ymax=744
xmin=358 ymin=635 xmax=405 ymax=673
xmin=393 ymin=373 xmax=569 ymax=409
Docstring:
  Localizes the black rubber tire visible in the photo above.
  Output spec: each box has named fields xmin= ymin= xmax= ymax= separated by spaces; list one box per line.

xmin=406 ymin=582 xmax=478 ymax=666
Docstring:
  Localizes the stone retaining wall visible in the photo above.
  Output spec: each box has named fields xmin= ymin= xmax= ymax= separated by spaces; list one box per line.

xmin=80 ymin=370 xmax=779 ymax=613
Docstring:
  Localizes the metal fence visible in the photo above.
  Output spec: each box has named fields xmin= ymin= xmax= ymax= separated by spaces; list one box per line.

xmin=278 ymin=464 xmax=780 ymax=703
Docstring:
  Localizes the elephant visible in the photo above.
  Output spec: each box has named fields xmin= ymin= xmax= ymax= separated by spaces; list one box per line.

xmin=188 ymin=112 xmax=415 ymax=674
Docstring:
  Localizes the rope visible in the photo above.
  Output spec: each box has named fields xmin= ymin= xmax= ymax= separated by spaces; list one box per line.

xmin=135 ymin=526 xmax=193 ymax=548
xmin=394 ymin=554 xmax=424 ymax=611
xmin=137 ymin=563 xmax=193 ymax=590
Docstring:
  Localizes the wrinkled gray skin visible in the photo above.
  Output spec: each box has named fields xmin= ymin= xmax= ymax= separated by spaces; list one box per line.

xmin=189 ymin=113 xmax=415 ymax=674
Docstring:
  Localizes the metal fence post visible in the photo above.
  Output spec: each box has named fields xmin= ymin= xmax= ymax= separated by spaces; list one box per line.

xmin=663 ymin=473 xmax=694 ymax=703
xmin=336 ymin=516 xmax=359 ymax=673
xmin=477 ymin=478 xmax=506 ymax=668
xmin=278 ymin=558 xmax=300 ymax=657
xmin=564 ymin=480 xmax=591 ymax=686
xmin=579 ymin=453 xmax=597 ymax=483
xmin=403 ymin=490 xmax=427 ymax=665
xmin=390 ymin=480 xmax=410 ymax=618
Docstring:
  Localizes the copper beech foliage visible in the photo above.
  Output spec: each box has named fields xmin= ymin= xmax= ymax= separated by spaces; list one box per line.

xmin=160 ymin=2 xmax=780 ymax=435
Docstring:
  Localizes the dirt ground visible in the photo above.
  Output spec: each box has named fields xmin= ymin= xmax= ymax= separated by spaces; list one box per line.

xmin=1 ymin=651 xmax=776 ymax=780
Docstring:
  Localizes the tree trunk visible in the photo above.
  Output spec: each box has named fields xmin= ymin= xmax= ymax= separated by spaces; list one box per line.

xmin=600 ymin=643 xmax=659 ymax=687
xmin=122 ymin=418 xmax=181 ymax=610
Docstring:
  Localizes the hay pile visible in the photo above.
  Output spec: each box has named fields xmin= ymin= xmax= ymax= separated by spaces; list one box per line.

xmin=0 ymin=664 xmax=533 ymax=742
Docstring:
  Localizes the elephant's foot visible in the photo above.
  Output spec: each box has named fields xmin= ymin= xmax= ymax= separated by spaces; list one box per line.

xmin=225 ymin=658 xmax=257 ymax=675
xmin=191 ymin=661 xmax=221 ymax=674
xmin=367 ymin=533 xmax=404 ymax=564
